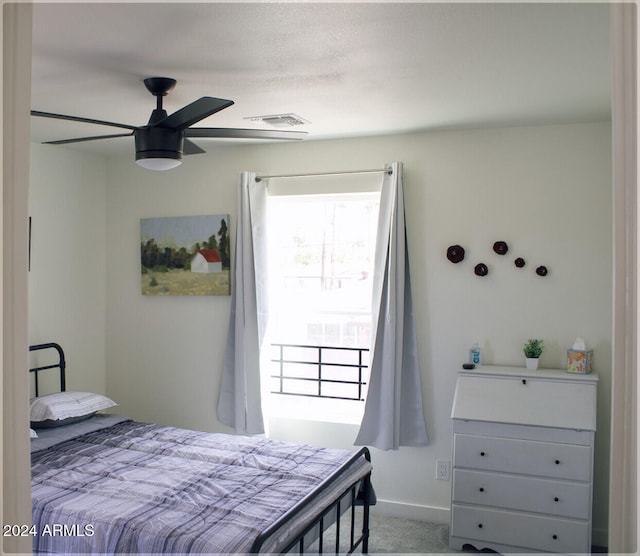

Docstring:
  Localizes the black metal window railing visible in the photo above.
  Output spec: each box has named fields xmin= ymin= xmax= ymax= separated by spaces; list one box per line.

xmin=270 ymin=343 xmax=369 ymax=401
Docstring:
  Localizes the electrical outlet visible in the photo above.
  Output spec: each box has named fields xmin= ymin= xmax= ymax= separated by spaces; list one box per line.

xmin=436 ymin=459 xmax=450 ymax=481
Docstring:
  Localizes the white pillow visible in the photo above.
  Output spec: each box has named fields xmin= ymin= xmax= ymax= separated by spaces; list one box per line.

xmin=30 ymin=428 xmax=38 ymax=438
xmin=30 ymin=391 xmax=117 ymax=423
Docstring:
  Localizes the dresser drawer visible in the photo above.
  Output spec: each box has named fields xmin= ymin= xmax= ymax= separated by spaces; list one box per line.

xmin=451 ymin=371 xmax=597 ymax=430
xmin=453 ymin=433 xmax=592 ymax=481
xmin=451 ymin=504 xmax=590 ymax=554
xmin=452 ymin=469 xmax=591 ymax=519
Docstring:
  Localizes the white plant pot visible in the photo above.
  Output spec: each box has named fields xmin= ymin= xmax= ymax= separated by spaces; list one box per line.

xmin=525 ymin=357 xmax=539 ymax=370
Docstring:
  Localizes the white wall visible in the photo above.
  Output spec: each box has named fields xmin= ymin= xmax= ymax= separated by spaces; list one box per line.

xmin=250 ymin=123 xmax=612 ymax=538
xmin=31 ymin=121 xmax=612 ymax=544
xmin=29 ymin=143 xmax=107 ymax=395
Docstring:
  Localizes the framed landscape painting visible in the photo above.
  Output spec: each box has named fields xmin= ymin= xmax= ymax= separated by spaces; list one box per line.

xmin=140 ymin=214 xmax=230 ymax=296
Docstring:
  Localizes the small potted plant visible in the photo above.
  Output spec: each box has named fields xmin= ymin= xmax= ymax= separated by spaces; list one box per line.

xmin=523 ymin=339 xmax=544 ymax=370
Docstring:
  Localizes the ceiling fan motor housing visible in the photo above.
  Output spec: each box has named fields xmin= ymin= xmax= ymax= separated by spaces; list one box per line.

xmin=134 ymin=126 xmax=184 ymax=163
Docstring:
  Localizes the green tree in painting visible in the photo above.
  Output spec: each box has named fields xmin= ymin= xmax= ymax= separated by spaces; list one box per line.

xmin=141 ymin=238 xmax=159 ymax=269
xmin=218 ymin=219 xmax=230 ymax=269
xmin=173 ymin=247 xmax=190 ymax=269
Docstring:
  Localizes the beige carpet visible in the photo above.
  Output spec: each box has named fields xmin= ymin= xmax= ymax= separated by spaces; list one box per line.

xmin=314 ymin=510 xmax=457 ymax=554
xmin=366 ymin=513 xmax=456 ymax=554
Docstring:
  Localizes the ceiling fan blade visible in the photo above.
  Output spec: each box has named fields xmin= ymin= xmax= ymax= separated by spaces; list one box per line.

xmin=31 ymin=110 xmax=138 ymax=131
xmin=155 ymin=97 xmax=234 ymax=130
xmin=185 ymin=127 xmax=307 ymax=140
xmin=183 ymin=138 xmax=206 ymax=155
xmin=43 ymin=132 xmax=134 ymax=145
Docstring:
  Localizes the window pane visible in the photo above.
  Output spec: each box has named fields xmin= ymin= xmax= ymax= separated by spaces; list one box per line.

xmin=266 ymin=191 xmax=379 ymax=419
xmin=268 ymin=193 xmax=379 ymax=350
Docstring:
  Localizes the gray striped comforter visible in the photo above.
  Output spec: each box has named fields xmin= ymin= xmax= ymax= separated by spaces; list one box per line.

xmin=31 ymin=420 xmax=371 ymax=554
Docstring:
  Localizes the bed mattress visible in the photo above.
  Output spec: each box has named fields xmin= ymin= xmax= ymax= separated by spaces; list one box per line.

xmin=31 ymin=416 xmax=372 ymax=554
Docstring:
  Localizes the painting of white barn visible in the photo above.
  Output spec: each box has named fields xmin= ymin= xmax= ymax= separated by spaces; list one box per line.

xmin=191 ymin=249 xmax=222 ymax=273
xmin=140 ymin=214 xmax=230 ymax=296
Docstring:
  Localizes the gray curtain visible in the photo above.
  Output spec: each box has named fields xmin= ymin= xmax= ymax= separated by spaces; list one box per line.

xmin=217 ymin=172 xmax=268 ymax=434
xmin=355 ymin=162 xmax=429 ymax=450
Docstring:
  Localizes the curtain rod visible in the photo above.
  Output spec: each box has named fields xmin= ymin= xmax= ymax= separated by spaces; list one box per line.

xmin=254 ymin=167 xmax=392 ymax=183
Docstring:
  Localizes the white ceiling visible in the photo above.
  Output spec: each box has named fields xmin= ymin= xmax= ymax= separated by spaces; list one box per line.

xmin=30 ymin=2 xmax=611 ymax=157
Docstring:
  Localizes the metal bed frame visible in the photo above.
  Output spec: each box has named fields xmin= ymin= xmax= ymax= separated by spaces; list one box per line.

xmin=29 ymin=342 xmax=373 ymax=554
xmin=29 ymin=342 xmax=66 ymax=396
xmin=251 ymin=448 xmax=372 ymax=554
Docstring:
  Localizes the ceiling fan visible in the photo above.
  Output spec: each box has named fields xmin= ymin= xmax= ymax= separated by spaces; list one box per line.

xmin=31 ymin=77 xmax=307 ymax=170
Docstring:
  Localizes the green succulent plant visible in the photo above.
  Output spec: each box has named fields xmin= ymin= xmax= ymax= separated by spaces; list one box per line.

xmin=523 ymin=338 xmax=544 ymax=358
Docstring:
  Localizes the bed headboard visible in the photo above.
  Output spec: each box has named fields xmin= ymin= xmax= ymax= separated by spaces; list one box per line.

xmin=29 ymin=343 xmax=66 ymax=397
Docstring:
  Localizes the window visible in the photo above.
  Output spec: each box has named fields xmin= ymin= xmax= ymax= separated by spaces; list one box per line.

xmin=264 ymin=191 xmax=380 ymax=424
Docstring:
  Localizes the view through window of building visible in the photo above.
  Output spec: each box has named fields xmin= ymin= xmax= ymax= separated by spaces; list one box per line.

xmin=265 ymin=191 xmax=381 ymax=424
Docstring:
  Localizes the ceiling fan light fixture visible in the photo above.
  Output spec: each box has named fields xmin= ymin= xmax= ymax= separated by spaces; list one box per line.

xmin=135 ymin=155 xmax=182 ymax=171
xmin=134 ymin=126 xmax=183 ymax=170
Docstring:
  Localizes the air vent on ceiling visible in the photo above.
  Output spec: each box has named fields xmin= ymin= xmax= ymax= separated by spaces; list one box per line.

xmin=245 ymin=113 xmax=310 ymax=128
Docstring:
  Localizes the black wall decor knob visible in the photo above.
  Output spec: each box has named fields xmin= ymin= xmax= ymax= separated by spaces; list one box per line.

xmin=493 ymin=241 xmax=509 ymax=255
xmin=446 ymin=245 xmax=465 ymax=264
xmin=474 ymin=263 xmax=488 ymax=277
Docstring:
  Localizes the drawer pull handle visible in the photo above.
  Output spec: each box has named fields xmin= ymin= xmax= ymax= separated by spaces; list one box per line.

xmin=479 ymin=487 xmax=485 ymax=492
xmin=552 ymin=535 xmax=558 ymax=540
xmin=478 ymin=524 xmax=483 ymax=529
xmin=480 ymin=451 xmax=486 ymax=457
xmin=555 ymin=459 xmax=561 ymax=465
xmin=522 ymin=379 xmax=527 ymax=385
xmin=554 ymin=497 xmax=559 ymax=502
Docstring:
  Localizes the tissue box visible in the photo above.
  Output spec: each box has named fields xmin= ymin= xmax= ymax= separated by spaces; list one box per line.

xmin=567 ymin=349 xmax=593 ymax=374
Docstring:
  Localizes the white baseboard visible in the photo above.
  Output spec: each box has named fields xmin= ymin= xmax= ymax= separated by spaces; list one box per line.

xmin=372 ymin=499 xmax=450 ymax=524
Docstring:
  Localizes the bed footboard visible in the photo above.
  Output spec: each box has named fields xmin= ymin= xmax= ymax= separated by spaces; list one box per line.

xmin=250 ymin=447 xmax=373 ymax=554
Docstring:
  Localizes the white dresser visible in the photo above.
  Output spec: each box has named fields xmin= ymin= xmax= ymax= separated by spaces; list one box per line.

xmin=449 ymin=366 xmax=598 ymax=554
